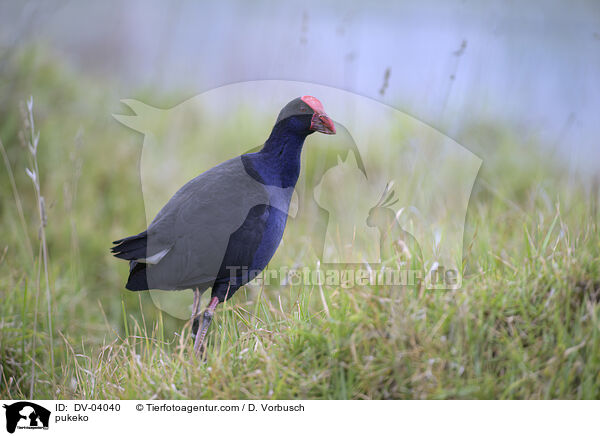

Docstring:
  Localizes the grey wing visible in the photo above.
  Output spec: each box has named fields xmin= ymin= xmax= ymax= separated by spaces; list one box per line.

xmin=143 ymin=156 xmax=270 ymax=289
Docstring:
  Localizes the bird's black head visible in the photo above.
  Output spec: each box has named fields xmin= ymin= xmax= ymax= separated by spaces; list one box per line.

xmin=275 ymin=96 xmax=336 ymax=136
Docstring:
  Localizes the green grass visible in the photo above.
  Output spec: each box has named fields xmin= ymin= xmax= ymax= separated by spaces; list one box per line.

xmin=0 ymin=47 xmax=599 ymax=399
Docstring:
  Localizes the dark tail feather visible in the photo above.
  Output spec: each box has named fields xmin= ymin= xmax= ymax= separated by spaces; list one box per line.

xmin=111 ymin=231 xmax=149 ymax=291
xmin=111 ymin=231 xmax=147 ymax=261
xmin=125 ymin=261 xmax=148 ymax=291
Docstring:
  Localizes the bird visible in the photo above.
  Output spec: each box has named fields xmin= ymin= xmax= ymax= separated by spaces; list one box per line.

xmin=111 ymin=96 xmax=336 ymax=355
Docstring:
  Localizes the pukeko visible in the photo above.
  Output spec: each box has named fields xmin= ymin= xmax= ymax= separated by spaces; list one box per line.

xmin=111 ymin=96 xmax=336 ymax=354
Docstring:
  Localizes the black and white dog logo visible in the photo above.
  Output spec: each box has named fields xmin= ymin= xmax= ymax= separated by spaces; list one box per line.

xmin=2 ymin=402 xmax=50 ymax=434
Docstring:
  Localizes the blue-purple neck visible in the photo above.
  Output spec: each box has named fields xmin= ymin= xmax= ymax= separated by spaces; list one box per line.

xmin=242 ymin=120 xmax=310 ymax=188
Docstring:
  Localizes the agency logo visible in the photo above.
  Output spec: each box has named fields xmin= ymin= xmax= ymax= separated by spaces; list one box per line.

xmin=2 ymin=402 xmax=50 ymax=433
xmin=113 ymin=81 xmax=481 ymax=320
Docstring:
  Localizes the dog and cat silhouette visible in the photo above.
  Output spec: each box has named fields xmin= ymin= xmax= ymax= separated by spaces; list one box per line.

xmin=3 ymin=402 xmax=50 ymax=434
xmin=314 ymin=152 xmax=424 ymax=272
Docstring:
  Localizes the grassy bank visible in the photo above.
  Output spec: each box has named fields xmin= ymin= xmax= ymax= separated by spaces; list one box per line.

xmin=0 ymin=48 xmax=599 ymax=399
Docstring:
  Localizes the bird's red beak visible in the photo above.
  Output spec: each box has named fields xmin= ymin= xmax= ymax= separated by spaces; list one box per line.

xmin=310 ymin=112 xmax=336 ymax=134
xmin=301 ymin=96 xmax=336 ymax=134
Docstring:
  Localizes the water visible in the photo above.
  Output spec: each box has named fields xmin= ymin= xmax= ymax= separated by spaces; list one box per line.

xmin=1 ymin=0 xmax=598 ymax=172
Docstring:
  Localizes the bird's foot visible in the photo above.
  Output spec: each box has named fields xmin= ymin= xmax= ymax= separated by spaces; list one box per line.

xmin=193 ymin=296 xmax=219 ymax=358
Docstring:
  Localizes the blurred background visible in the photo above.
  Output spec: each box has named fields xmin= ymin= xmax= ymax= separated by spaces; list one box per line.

xmin=1 ymin=0 xmax=599 ymax=172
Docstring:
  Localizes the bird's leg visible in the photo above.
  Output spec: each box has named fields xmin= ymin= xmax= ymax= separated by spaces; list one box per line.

xmin=193 ymin=296 xmax=220 ymax=357
xmin=191 ymin=287 xmax=202 ymax=338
